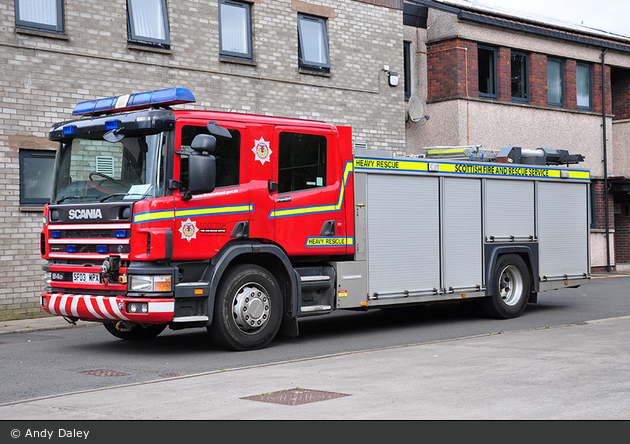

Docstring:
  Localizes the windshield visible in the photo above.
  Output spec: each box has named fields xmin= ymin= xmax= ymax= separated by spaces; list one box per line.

xmin=51 ymin=132 xmax=169 ymax=204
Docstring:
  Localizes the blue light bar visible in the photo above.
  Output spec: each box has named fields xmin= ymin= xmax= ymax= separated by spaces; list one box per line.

xmin=96 ymin=245 xmax=108 ymax=254
xmin=50 ymin=231 xmax=61 ymax=239
xmin=72 ymin=88 xmax=196 ymax=116
xmin=66 ymin=245 xmax=77 ymax=253
xmin=115 ymin=230 xmax=127 ymax=238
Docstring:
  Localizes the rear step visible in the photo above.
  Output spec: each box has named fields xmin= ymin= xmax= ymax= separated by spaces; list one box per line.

xmin=295 ymin=266 xmax=335 ymax=316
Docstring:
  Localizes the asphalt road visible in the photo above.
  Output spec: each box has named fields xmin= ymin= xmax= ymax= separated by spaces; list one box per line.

xmin=1 ymin=273 xmax=628 ymax=404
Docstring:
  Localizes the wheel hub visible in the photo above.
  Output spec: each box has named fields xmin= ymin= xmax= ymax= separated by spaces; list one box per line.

xmin=233 ymin=284 xmax=270 ymax=332
xmin=498 ymin=265 xmax=524 ymax=306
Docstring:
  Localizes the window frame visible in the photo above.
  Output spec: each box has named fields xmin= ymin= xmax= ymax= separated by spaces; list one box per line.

xmin=14 ymin=0 xmax=64 ymax=34
xmin=219 ymin=0 xmax=253 ymax=61
xmin=511 ymin=50 xmax=529 ymax=103
xmin=547 ymin=57 xmax=565 ymax=107
xmin=277 ymin=131 xmax=329 ymax=194
xmin=19 ymin=149 xmax=56 ymax=207
xmin=477 ymin=45 xmax=498 ymax=99
xmin=576 ymin=62 xmax=593 ymax=111
xmin=404 ymin=41 xmax=412 ymax=99
xmin=127 ymin=0 xmax=171 ymax=48
xmin=297 ymin=13 xmax=331 ymax=72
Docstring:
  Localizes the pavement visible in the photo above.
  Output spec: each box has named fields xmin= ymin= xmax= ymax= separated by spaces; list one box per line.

xmin=1 ymin=310 xmax=630 ymax=420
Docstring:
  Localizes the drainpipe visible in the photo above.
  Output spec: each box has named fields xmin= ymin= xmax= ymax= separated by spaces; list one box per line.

xmin=601 ymin=48 xmax=610 ymax=272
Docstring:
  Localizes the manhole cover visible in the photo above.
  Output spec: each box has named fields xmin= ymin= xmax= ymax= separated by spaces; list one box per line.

xmin=81 ymin=369 xmax=129 ymax=377
xmin=159 ymin=373 xmax=181 ymax=378
xmin=242 ymin=388 xmax=351 ymax=406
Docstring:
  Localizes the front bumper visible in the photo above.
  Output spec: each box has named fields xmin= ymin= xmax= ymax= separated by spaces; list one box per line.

xmin=41 ymin=293 xmax=174 ymax=324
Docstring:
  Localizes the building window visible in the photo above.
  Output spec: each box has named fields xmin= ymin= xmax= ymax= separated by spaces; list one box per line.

xmin=127 ymin=0 xmax=170 ymax=48
xmin=511 ymin=51 xmax=528 ymax=102
xmin=478 ymin=46 xmax=497 ymax=99
xmin=404 ymin=41 xmax=412 ymax=99
xmin=297 ymin=14 xmax=330 ymax=72
xmin=547 ymin=57 xmax=564 ymax=107
xmin=19 ymin=150 xmax=55 ymax=207
xmin=219 ymin=0 xmax=252 ymax=60
xmin=577 ymin=62 xmax=593 ymax=110
xmin=278 ymin=132 xmax=327 ymax=193
xmin=14 ymin=0 xmax=64 ymax=34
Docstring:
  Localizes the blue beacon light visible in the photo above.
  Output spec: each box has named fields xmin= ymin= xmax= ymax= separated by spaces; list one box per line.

xmin=72 ymin=88 xmax=196 ymax=116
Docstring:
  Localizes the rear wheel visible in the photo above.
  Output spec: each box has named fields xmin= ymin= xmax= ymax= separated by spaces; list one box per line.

xmin=478 ymin=254 xmax=531 ymax=319
xmin=208 ymin=264 xmax=283 ymax=351
xmin=103 ymin=321 xmax=167 ymax=340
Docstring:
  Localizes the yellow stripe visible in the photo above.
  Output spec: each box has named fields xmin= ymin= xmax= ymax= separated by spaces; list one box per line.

xmin=133 ymin=210 xmax=174 ymax=223
xmin=177 ymin=205 xmax=252 ymax=218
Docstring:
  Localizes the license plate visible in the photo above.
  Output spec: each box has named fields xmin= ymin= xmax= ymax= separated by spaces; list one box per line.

xmin=72 ymin=272 xmax=100 ymax=283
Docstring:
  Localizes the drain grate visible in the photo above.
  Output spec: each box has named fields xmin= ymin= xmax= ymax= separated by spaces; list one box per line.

xmin=242 ymin=388 xmax=351 ymax=406
xmin=81 ymin=369 xmax=129 ymax=377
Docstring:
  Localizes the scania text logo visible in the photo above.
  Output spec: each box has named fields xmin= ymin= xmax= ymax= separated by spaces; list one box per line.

xmin=68 ymin=208 xmax=103 ymax=220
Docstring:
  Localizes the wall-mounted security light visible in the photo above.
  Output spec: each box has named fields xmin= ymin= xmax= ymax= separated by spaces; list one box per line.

xmin=388 ymin=71 xmax=399 ymax=87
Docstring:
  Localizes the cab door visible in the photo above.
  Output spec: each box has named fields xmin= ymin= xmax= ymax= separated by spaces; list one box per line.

xmin=171 ymin=119 xmax=248 ymax=260
xmin=270 ymin=127 xmax=344 ymax=256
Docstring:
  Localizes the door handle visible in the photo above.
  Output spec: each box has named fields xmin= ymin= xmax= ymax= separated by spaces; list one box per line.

xmin=320 ymin=220 xmax=335 ymax=236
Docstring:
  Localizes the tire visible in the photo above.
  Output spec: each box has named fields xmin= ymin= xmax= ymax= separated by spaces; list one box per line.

xmin=208 ymin=264 xmax=283 ymax=351
xmin=478 ymin=254 xmax=531 ymax=319
xmin=103 ymin=321 xmax=167 ymax=340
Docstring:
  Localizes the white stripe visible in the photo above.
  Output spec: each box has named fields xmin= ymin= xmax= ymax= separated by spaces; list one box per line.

xmin=49 ymin=239 xmax=130 ymax=244
xmin=95 ymin=297 xmax=116 ymax=320
xmin=149 ymin=301 xmax=175 ymax=313
xmin=83 ymin=296 xmax=101 ymax=319
xmin=47 ymin=223 xmax=131 ymax=230
xmin=48 ymin=294 xmax=59 ymax=315
xmin=59 ymin=295 xmax=70 ymax=316
xmin=70 ymin=296 xmax=80 ymax=317
xmin=108 ymin=298 xmax=129 ymax=321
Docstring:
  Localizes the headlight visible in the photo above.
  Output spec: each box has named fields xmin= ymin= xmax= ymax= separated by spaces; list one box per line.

xmin=44 ymin=272 xmax=52 ymax=288
xmin=129 ymin=275 xmax=172 ymax=292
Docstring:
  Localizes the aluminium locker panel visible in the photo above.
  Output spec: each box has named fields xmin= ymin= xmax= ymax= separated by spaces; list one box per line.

xmin=443 ymin=178 xmax=482 ymax=289
xmin=485 ymin=179 xmax=535 ymax=239
xmin=538 ymin=182 xmax=589 ymax=278
xmin=366 ymin=174 xmax=440 ymax=296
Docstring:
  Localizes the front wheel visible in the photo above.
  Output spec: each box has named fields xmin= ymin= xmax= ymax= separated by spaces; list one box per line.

xmin=478 ymin=254 xmax=531 ymax=319
xmin=208 ymin=264 xmax=283 ymax=351
xmin=103 ymin=321 xmax=167 ymax=340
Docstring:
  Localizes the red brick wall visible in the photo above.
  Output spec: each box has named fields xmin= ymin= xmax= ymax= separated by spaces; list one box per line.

xmin=614 ymin=212 xmax=630 ymax=262
xmin=593 ymin=180 xmax=615 ymax=230
xmin=529 ymin=53 xmax=547 ymax=106
xmin=612 ymin=69 xmax=630 ymax=121
xmin=564 ymin=59 xmax=577 ymax=110
xmin=593 ymin=64 xmax=613 ymax=114
xmin=427 ymin=39 xmax=477 ymax=101
xmin=427 ymin=40 xmax=614 ymax=116
xmin=497 ymin=47 xmax=511 ymax=102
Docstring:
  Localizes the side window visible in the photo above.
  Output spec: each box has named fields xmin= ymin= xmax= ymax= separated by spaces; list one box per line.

xmin=219 ymin=0 xmax=252 ymax=60
xmin=278 ymin=132 xmax=327 ymax=193
xmin=15 ymin=0 xmax=64 ymax=34
xmin=127 ymin=0 xmax=171 ymax=48
xmin=297 ymin=14 xmax=330 ymax=72
xmin=403 ymin=41 xmax=412 ymax=99
xmin=19 ymin=149 xmax=56 ymax=206
xmin=478 ymin=45 xmax=497 ymax=99
xmin=179 ymin=126 xmax=241 ymax=189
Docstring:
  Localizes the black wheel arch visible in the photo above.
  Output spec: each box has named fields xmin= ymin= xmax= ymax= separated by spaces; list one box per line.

xmin=484 ymin=244 xmax=538 ymax=297
xmin=202 ymin=241 xmax=299 ymax=326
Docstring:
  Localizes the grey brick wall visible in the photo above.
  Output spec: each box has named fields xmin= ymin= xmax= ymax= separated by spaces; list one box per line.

xmin=0 ymin=0 xmax=404 ymax=319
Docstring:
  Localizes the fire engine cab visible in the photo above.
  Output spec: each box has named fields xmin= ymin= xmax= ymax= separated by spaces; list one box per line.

xmin=40 ymin=88 xmax=591 ymax=350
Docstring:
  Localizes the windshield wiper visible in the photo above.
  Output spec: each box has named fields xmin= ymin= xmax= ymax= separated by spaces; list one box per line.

xmin=56 ymin=196 xmax=84 ymax=204
xmin=100 ymin=193 xmax=129 ymax=202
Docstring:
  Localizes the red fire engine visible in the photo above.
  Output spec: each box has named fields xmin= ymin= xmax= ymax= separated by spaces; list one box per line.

xmin=40 ymin=88 xmax=591 ymax=350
